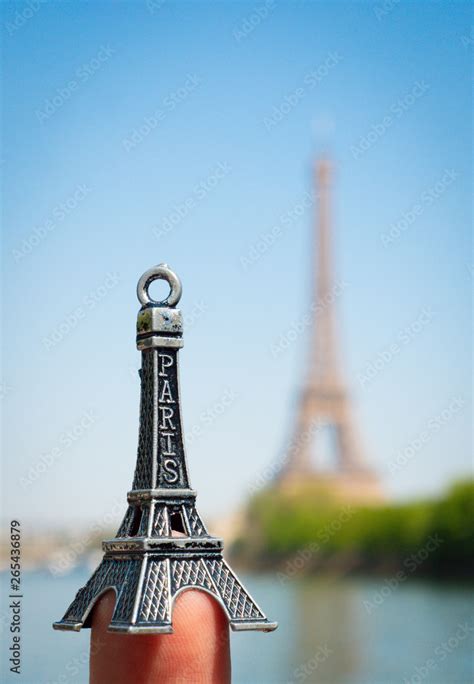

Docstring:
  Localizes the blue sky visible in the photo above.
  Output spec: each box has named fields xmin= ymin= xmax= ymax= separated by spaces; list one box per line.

xmin=1 ymin=0 xmax=472 ymax=529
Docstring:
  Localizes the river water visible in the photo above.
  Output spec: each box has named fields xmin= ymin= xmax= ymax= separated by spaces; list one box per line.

xmin=1 ymin=568 xmax=472 ymax=683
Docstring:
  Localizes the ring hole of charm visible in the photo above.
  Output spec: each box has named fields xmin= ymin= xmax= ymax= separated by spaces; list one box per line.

xmin=137 ymin=265 xmax=182 ymax=307
xmin=148 ymin=278 xmax=172 ymax=304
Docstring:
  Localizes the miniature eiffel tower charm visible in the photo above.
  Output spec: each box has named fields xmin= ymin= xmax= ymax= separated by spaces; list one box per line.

xmin=53 ymin=264 xmax=277 ymax=635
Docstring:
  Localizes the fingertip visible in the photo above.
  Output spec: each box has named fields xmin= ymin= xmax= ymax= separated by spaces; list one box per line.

xmin=165 ymin=589 xmax=231 ymax=681
xmin=90 ymin=588 xmax=231 ymax=683
xmin=90 ymin=588 xmax=116 ymax=631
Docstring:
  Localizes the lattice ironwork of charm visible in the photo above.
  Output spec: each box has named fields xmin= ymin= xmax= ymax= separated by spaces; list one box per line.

xmin=53 ymin=264 xmax=277 ymax=635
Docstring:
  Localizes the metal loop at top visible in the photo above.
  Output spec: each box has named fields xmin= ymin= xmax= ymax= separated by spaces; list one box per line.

xmin=137 ymin=264 xmax=182 ymax=307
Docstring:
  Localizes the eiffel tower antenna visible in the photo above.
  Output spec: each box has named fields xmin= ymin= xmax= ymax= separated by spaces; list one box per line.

xmin=278 ymin=158 xmax=382 ymax=501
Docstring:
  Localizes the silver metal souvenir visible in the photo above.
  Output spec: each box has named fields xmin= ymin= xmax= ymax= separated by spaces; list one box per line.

xmin=53 ymin=264 xmax=277 ymax=634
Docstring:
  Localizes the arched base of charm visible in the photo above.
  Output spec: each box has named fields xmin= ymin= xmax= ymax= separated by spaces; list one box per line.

xmin=53 ymin=552 xmax=278 ymax=634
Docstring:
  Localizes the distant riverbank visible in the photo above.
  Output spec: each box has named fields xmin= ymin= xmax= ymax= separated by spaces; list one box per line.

xmin=230 ymin=480 xmax=474 ymax=579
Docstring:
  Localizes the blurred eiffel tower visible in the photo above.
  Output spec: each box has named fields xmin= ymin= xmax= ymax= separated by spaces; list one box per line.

xmin=277 ymin=158 xmax=383 ymax=502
